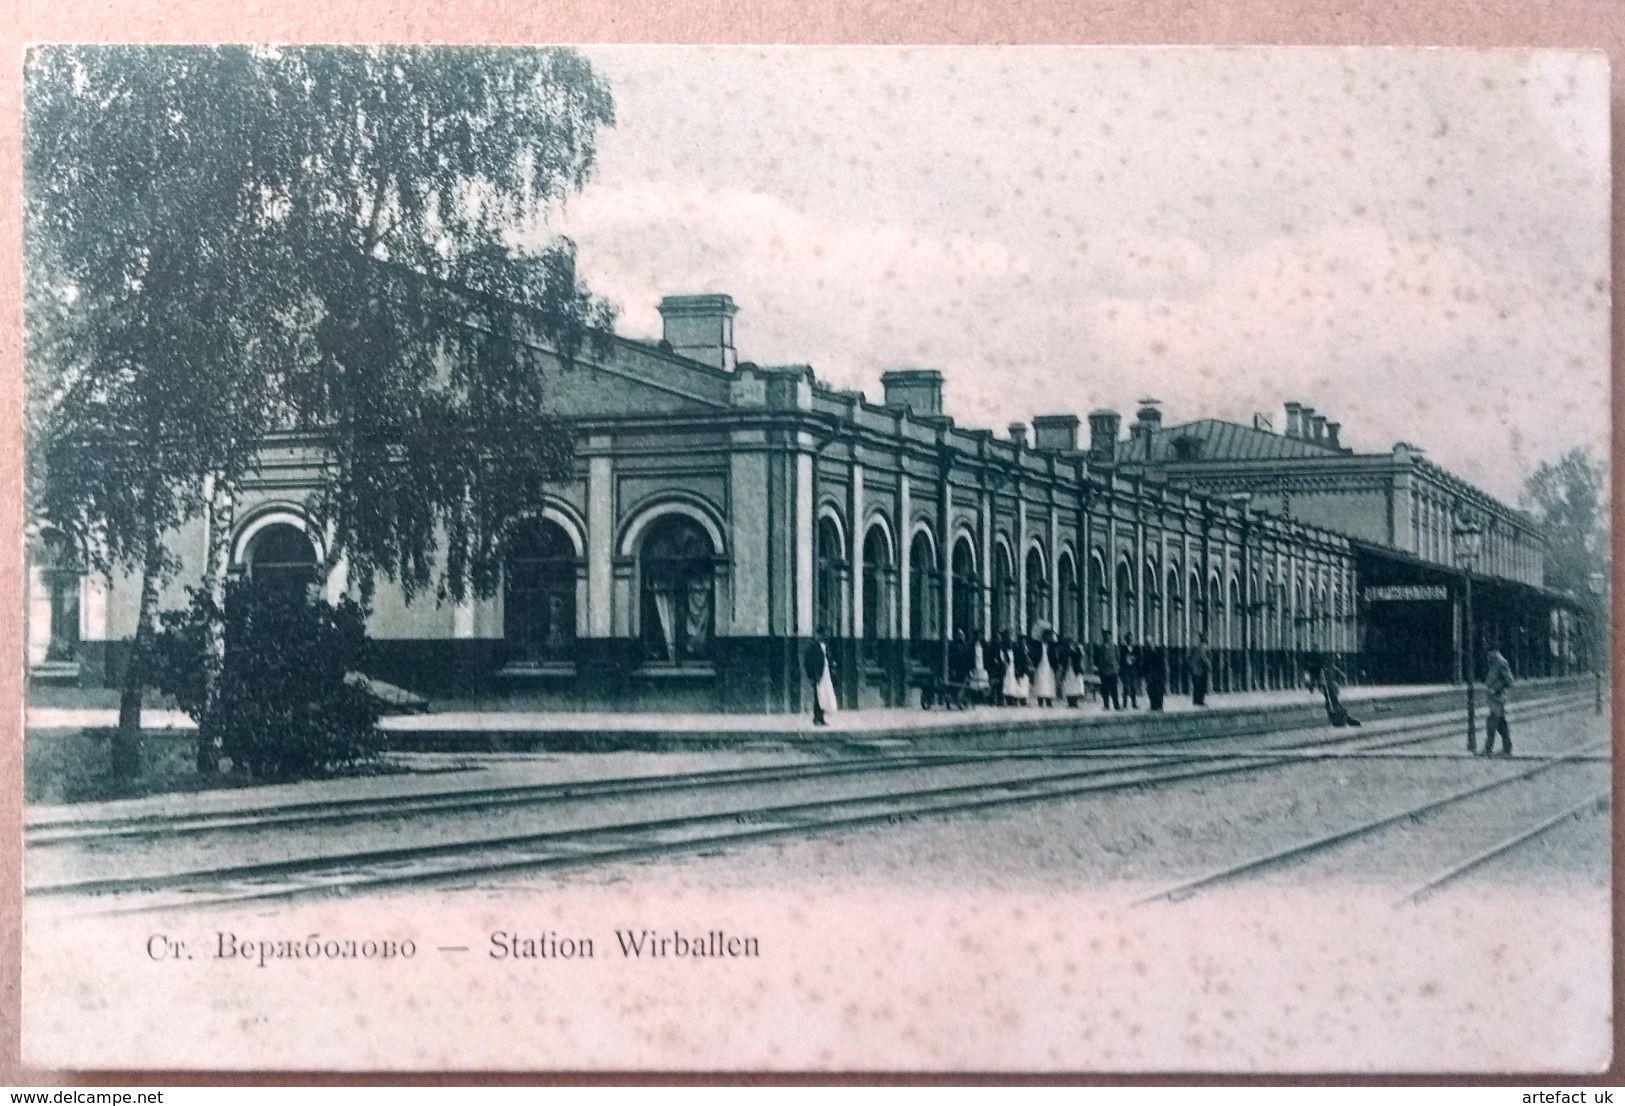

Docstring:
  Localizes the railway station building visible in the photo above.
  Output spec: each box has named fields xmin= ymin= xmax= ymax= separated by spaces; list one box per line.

xmin=27 ymin=290 xmax=1583 ymax=712
xmin=1114 ymin=402 xmax=1584 ymax=685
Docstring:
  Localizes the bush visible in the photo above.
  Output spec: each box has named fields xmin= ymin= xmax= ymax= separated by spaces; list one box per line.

xmin=150 ymin=582 xmax=385 ymax=781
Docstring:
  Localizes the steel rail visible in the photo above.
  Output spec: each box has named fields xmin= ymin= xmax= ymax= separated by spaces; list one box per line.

xmin=28 ymin=691 xmax=1588 ymax=846
xmin=1135 ymin=735 xmax=1610 ymax=906
xmin=36 ymin=698 xmax=1592 ymax=912
xmin=1396 ymin=790 xmax=1612 ymax=905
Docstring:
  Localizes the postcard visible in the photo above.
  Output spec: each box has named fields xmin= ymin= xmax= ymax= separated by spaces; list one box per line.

xmin=19 ymin=45 xmax=1611 ymax=1071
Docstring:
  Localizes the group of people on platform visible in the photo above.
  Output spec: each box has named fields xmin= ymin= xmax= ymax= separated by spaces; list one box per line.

xmin=940 ymin=627 xmax=1215 ymax=713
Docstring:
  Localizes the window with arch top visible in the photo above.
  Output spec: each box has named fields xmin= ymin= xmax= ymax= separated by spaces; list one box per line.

xmin=30 ymin=529 xmax=81 ymax=666
xmin=815 ymin=516 xmax=844 ymax=639
xmin=504 ymin=516 xmax=577 ymax=665
xmin=245 ymin=523 xmax=319 ymax=603
xmin=909 ymin=531 xmax=940 ymax=641
xmin=1024 ymin=547 xmax=1049 ymax=635
xmin=640 ymin=515 xmax=716 ymax=664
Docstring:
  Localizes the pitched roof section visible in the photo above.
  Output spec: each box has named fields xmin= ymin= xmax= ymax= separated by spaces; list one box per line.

xmin=1117 ymin=418 xmax=1346 ymax=463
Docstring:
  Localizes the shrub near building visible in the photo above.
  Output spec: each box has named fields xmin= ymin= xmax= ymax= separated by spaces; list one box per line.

xmin=150 ymin=582 xmax=385 ymax=781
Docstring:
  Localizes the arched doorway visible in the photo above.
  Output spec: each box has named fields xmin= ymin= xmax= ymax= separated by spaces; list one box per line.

xmin=909 ymin=531 xmax=940 ymax=643
xmin=951 ymin=537 xmax=979 ymax=639
xmin=862 ymin=523 xmax=893 ymax=662
xmin=1115 ymin=559 xmax=1135 ymax=640
xmin=992 ymin=542 xmax=1015 ymax=637
xmin=1057 ymin=551 xmax=1079 ymax=641
xmin=1087 ymin=551 xmax=1107 ymax=645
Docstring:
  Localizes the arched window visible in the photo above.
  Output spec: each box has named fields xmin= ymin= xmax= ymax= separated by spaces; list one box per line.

xmin=1024 ymin=546 xmax=1049 ymax=634
xmin=29 ymin=529 xmax=81 ymax=666
xmin=1088 ymin=552 xmax=1107 ymax=643
xmin=1144 ymin=557 xmax=1161 ymax=644
xmin=909 ymin=531 xmax=940 ymax=641
xmin=1115 ymin=559 xmax=1135 ymax=639
xmin=1190 ymin=570 xmax=1205 ymax=637
xmin=504 ymin=517 xmax=577 ymax=665
xmin=1229 ymin=576 xmax=1241 ymax=649
xmin=640 ymin=515 xmax=715 ymax=664
xmin=815 ymin=516 xmax=844 ymax=639
xmin=1058 ymin=552 xmax=1079 ymax=641
xmin=1207 ymin=573 xmax=1222 ymax=641
xmin=1166 ymin=567 xmax=1183 ymax=646
xmin=951 ymin=537 xmax=979 ymax=637
xmin=992 ymin=543 xmax=1016 ymax=636
xmin=246 ymin=524 xmax=318 ymax=603
xmin=862 ymin=524 xmax=892 ymax=660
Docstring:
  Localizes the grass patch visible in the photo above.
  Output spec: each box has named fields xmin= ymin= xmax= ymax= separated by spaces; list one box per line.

xmin=25 ymin=728 xmax=409 ymax=805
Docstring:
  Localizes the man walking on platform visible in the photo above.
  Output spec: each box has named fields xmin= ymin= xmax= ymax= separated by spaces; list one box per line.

xmin=1094 ymin=629 xmax=1120 ymax=709
xmin=1119 ymin=631 xmax=1142 ymax=709
xmin=1481 ymin=647 xmax=1515 ymax=756
xmin=1190 ymin=632 xmax=1211 ymax=707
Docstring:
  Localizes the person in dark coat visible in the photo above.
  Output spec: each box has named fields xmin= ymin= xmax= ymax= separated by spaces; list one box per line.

xmin=803 ymin=636 xmax=837 ymax=726
xmin=1481 ymin=648 xmax=1515 ymax=756
xmin=948 ymin=629 xmax=972 ymax=682
xmin=1189 ymin=632 xmax=1211 ymax=706
xmin=1119 ymin=631 xmax=1142 ymax=709
xmin=989 ymin=630 xmax=1012 ymax=705
xmin=1094 ymin=629 xmax=1120 ymax=709
xmin=1322 ymin=656 xmax=1358 ymax=727
xmin=1143 ymin=639 xmax=1168 ymax=711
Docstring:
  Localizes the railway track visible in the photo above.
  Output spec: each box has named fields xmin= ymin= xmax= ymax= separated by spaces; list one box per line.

xmin=28 ymin=690 xmax=1592 ymax=847
xmin=1396 ymin=789 xmax=1612 ymax=905
xmin=30 ymin=690 xmax=1592 ymax=915
xmin=1136 ymin=722 xmax=1609 ymax=906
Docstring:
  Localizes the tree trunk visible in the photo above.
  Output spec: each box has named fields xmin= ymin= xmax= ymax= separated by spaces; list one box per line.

xmin=113 ymin=517 xmax=165 ymax=780
xmin=196 ymin=475 xmax=235 ymax=772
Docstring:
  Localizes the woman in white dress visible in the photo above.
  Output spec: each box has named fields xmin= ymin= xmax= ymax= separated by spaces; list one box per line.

xmin=1059 ymin=636 xmax=1087 ymax=707
xmin=1031 ymin=631 xmax=1058 ymax=707
xmin=967 ymin=636 xmax=991 ymax=700
xmin=1014 ymin=637 xmax=1033 ymax=705
xmin=999 ymin=633 xmax=1022 ymax=706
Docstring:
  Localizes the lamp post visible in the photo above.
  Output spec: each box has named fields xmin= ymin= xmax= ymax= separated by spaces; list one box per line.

xmin=1453 ymin=520 xmax=1483 ymax=752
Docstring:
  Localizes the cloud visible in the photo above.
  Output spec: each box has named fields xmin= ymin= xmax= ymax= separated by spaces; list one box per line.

xmin=543 ymin=183 xmax=1029 ymax=375
xmin=1085 ymin=223 xmax=1609 ymax=498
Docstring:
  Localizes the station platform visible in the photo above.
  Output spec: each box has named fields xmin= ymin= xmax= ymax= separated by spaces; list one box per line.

xmin=23 ymin=677 xmax=1595 ymax=829
xmin=27 ymin=678 xmax=1590 ymax=754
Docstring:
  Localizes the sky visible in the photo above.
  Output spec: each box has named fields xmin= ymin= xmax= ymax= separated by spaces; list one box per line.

xmin=533 ymin=47 xmax=1610 ymax=505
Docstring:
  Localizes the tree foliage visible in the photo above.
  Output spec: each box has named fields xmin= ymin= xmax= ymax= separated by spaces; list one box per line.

xmin=1523 ymin=447 xmax=1610 ymax=597
xmin=26 ymin=46 xmax=618 ymax=769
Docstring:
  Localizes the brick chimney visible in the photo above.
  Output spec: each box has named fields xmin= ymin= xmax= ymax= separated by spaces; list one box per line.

xmin=1326 ymin=420 xmax=1343 ymax=449
xmin=1284 ymin=402 xmax=1303 ymax=438
xmin=1088 ymin=409 xmax=1122 ymax=463
xmin=1131 ymin=398 xmax=1164 ymax=450
xmin=1310 ymin=414 xmax=1327 ymax=442
xmin=880 ymin=369 xmax=944 ymax=416
xmin=1008 ymin=422 xmax=1028 ymax=449
xmin=658 ymin=293 xmax=738 ymax=372
xmin=1031 ymin=414 xmax=1080 ymax=452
